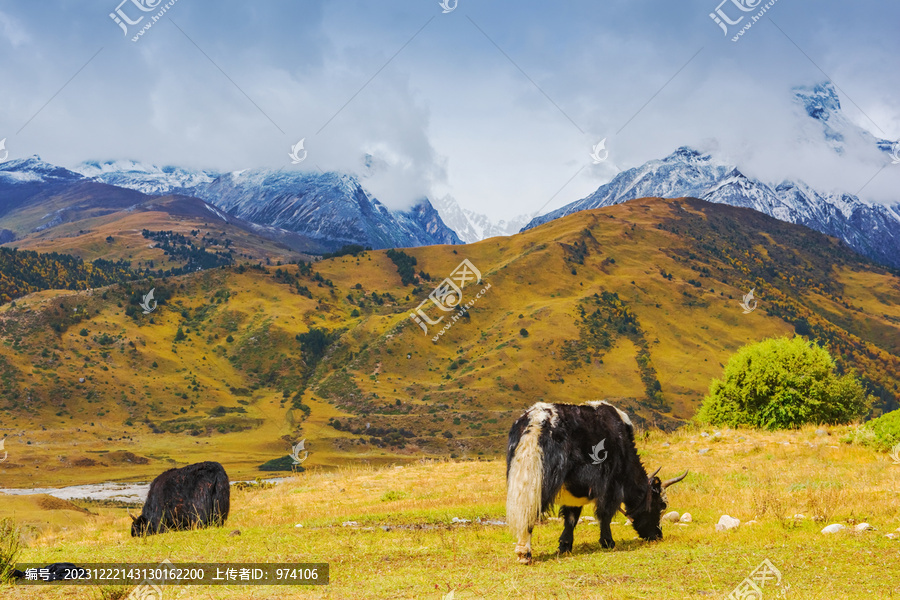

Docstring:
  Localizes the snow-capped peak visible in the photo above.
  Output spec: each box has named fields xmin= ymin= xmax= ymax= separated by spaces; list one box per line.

xmin=432 ymin=195 xmax=532 ymax=243
xmin=0 ymin=155 xmax=84 ymax=183
xmin=73 ymin=159 xmax=219 ymax=196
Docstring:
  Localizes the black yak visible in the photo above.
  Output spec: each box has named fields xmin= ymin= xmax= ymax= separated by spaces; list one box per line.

xmin=130 ymin=461 xmax=230 ymax=537
xmin=506 ymin=401 xmax=687 ymax=564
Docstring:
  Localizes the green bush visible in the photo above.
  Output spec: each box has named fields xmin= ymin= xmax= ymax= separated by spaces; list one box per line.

xmin=697 ymin=336 xmax=871 ymax=429
xmin=851 ymin=410 xmax=900 ymax=451
xmin=380 ymin=490 xmax=409 ymax=502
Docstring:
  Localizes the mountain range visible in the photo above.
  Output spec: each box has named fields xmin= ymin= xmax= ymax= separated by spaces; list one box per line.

xmin=431 ymin=195 xmax=532 ymax=243
xmin=2 ymin=82 xmax=897 ymax=269
xmin=0 ymin=157 xmax=461 ymax=253
xmin=525 ymin=83 xmax=900 ymax=269
xmin=73 ymin=160 xmax=462 ymax=250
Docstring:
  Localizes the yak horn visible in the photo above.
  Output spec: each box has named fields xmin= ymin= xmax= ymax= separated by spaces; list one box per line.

xmin=661 ymin=470 xmax=689 ymax=489
xmin=127 ymin=509 xmax=137 ymax=521
xmin=648 ymin=467 xmax=662 ymax=479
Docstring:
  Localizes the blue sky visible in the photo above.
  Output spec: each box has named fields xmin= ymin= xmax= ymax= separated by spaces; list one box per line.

xmin=0 ymin=0 xmax=898 ymax=219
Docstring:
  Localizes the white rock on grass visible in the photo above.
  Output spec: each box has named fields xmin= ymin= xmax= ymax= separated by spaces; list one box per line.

xmin=679 ymin=513 xmax=692 ymax=523
xmin=715 ymin=515 xmax=740 ymax=532
xmin=700 ymin=432 xmax=710 ymax=438
xmin=821 ymin=523 xmax=845 ymax=534
xmin=885 ymin=533 xmax=898 ymax=540
xmin=855 ymin=523 xmax=873 ymax=532
xmin=745 ymin=520 xmax=758 ymax=526
xmin=792 ymin=514 xmax=806 ymax=520
xmin=663 ymin=511 xmax=680 ymax=522
xmin=699 ymin=448 xmax=710 ymax=455
xmin=341 ymin=521 xmax=359 ymax=527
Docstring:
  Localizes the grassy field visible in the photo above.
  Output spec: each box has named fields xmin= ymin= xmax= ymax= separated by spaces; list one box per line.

xmin=2 ymin=198 xmax=900 ymax=598
xmin=2 ymin=424 xmax=899 ymax=599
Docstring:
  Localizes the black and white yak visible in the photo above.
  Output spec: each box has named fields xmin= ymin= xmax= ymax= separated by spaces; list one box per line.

xmin=506 ymin=401 xmax=687 ymax=564
xmin=130 ymin=461 xmax=230 ymax=537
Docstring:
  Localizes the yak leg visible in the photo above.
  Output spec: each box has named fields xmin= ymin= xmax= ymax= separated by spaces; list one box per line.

xmin=557 ymin=505 xmax=582 ymax=554
xmin=596 ymin=502 xmax=617 ymax=550
xmin=514 ymin=527 xmax=535 ymax=565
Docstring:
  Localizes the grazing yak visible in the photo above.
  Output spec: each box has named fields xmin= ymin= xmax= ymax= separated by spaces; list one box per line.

xmin=506 ymin=401 xmax=687 ymax=564
xmin=130 ymin=461 xmax=230 ymax=537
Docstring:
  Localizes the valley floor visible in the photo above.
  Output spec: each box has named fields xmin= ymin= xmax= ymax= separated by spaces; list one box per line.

xmin=2 ymin=425 xmax=899 ymax=599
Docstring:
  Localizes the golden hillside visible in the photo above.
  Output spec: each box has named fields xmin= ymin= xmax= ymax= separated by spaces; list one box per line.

xmin=1 ymin=197 xmax=898 ymax=487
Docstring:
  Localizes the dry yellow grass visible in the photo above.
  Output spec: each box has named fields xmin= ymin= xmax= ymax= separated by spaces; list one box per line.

xmin=3 ymin=425 xmax=900 ymax=599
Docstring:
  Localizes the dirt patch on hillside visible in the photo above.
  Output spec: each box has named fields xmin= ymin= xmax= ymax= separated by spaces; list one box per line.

xmin=35 ymin=495 xmax=92 ymax=514
xmin=106 ymin=451 xmax=150 ymax=465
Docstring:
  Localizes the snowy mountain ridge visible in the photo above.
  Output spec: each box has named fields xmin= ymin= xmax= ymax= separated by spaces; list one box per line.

xmin=69 ymin=161 xmax=461 ymax=250
xmin=524 ymin=83 xmax=900 ymax=269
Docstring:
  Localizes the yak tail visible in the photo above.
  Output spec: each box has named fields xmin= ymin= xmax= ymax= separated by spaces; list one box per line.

xmin=506 ymin=418 xmax=545 ymax=542
xmin=212 ymin=467 xmax=231 ymax=525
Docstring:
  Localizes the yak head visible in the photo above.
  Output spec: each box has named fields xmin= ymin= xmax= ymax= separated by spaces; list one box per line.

xmin=630 ymin=468 xmax=688 ymax=541
xmin=129 ymin=510 xmax=150 ymax=537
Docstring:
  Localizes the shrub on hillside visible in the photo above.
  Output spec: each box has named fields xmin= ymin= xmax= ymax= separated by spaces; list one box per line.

xmin=385 ymin=249 xmax=417 ymax=286
xmin=697 ymin=336 xmax=871 ymax=429
xmin=848 ymin=409 xmax=900 ymax=452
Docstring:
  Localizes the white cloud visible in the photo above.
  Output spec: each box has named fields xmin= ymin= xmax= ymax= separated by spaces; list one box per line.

xmin=0 ymin=0 xmax=896 ymax=219
xmin=0 ymin=10 xmax=30 ymax=47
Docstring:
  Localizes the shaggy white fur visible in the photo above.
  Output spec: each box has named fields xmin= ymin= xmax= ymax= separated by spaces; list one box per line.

xmin=506 ymin=402 xmax=555 ymax=564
